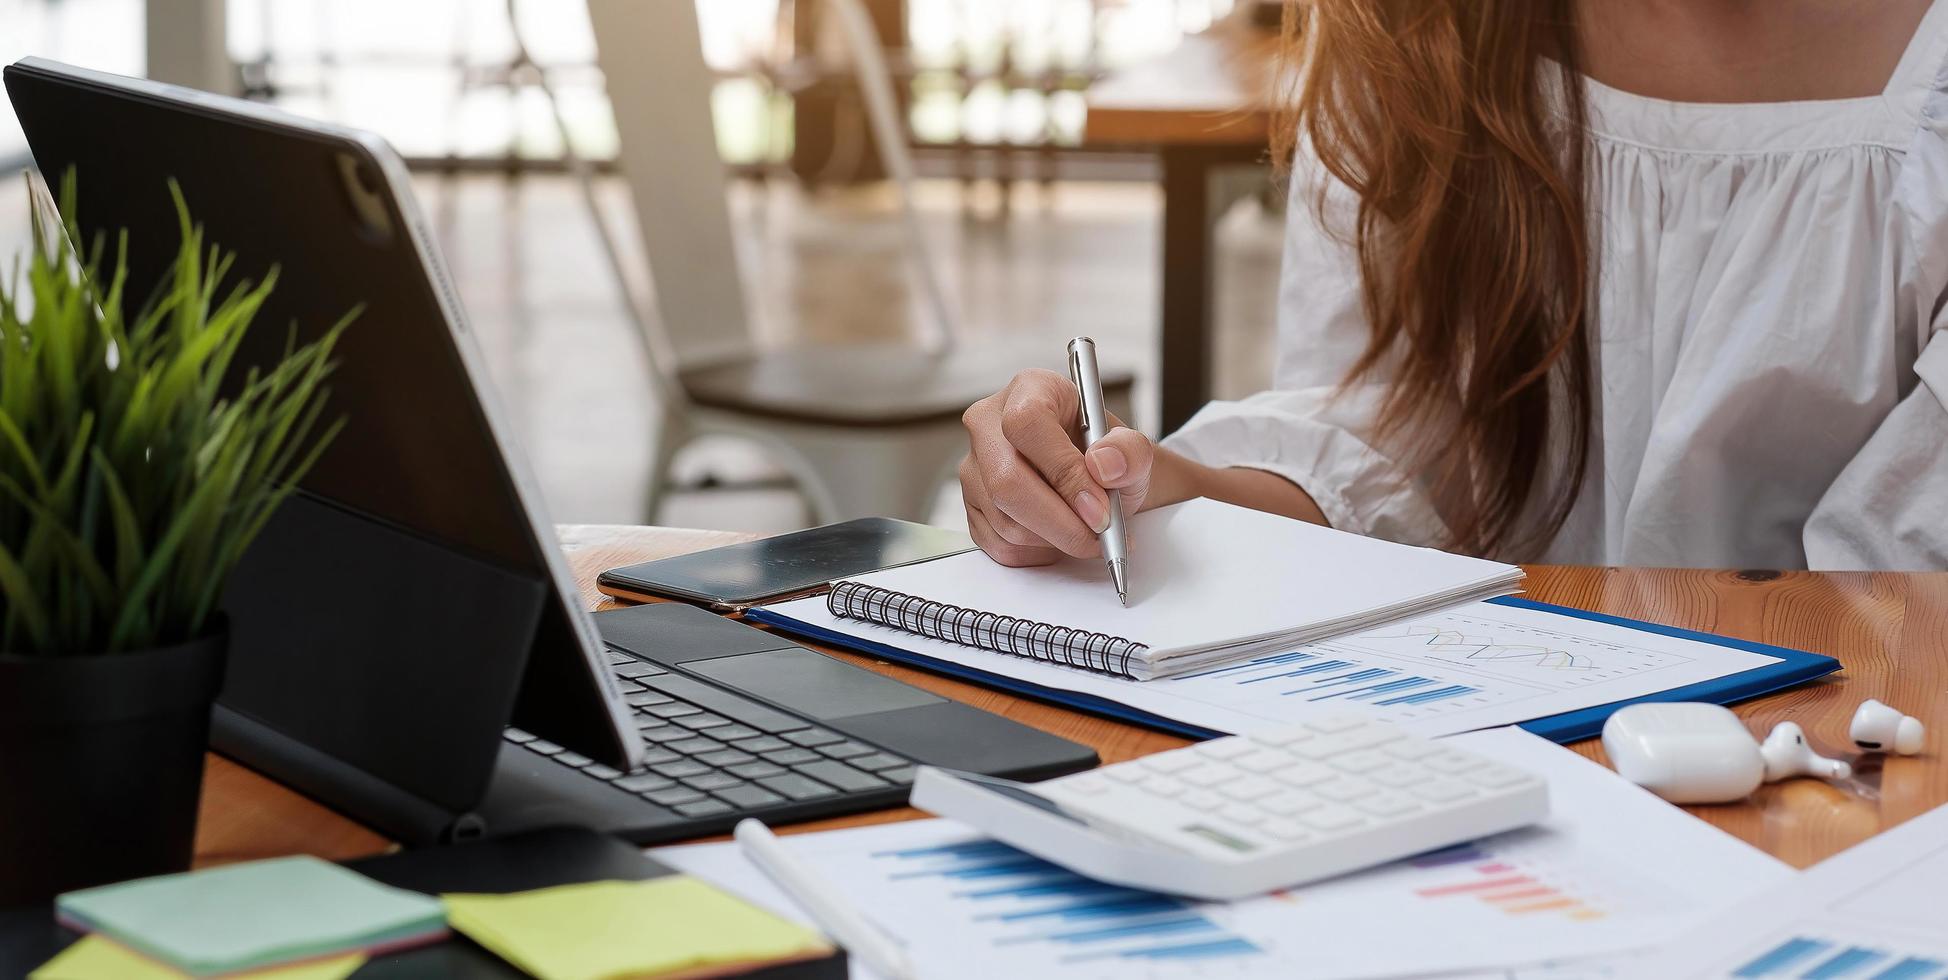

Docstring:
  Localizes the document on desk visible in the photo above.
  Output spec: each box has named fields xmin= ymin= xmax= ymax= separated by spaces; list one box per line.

xmin=1624 ymin=801 xmax=1948 ymax=980
xmin=650 ymin=727 xmax=1788 ymax=980
xmin=757 ymin=588 xmax=1806 ymax=740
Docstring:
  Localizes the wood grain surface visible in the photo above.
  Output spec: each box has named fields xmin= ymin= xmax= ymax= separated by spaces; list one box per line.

xmin=191 ymin=525 xmax=1948 ymax=871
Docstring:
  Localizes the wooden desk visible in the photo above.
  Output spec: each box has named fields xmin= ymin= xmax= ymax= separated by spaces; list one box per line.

xmin=1086 ymin=23 xmax=1280 ymax=433
xmin=192 ymin=526 xmax=1948 ymax=871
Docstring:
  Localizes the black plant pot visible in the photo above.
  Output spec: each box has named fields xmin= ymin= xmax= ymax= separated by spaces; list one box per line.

xmin=0 ymin=622 xmax=226 ymax=903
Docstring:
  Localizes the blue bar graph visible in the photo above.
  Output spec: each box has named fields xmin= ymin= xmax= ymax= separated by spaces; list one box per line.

xmin=1735 ymin=938 xmax=1832 ymax=976
xmin=1871 ymin=957 xmax=1948 ymax=980
xmin=1173 ymin=649 xmax=1484 ymax=709
xmin=872 ymin=837 xmax=1264 ymax=966
xmin=1806 ymin=948 xmax=1890 ymax=979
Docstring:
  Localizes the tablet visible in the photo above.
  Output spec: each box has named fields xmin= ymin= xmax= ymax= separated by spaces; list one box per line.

xmin=597 ymin=518 xmax=975 ymax=612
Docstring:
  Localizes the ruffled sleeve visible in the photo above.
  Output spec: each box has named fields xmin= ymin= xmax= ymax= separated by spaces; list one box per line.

xmin=1160 ymin=144 xmax=1451 ymax=547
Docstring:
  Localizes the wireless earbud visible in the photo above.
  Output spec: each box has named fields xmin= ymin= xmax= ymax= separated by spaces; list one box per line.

xmin=1760 ymin=721 xmax=1851 ymax=782
xmin=1849 ymin=699 xmax=1924 ymax=755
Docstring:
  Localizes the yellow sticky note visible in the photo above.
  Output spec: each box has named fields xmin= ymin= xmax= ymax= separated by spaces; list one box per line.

xmin=444 ymin=876 xmax=829 ymax=980
xmin=32 ymin=935 xmax=364 ymax=980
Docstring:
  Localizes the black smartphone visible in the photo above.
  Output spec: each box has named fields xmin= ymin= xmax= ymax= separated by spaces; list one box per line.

xmin=597 ymin=517 xmax=975 ymax=612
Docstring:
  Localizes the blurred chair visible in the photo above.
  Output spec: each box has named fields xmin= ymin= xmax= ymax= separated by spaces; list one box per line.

xmin=516 ymin=0 xmax=1132 ymax=524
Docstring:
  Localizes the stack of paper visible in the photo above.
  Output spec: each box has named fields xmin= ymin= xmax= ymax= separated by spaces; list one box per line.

xmin=53 ymin=856 xmax=446 ymax=976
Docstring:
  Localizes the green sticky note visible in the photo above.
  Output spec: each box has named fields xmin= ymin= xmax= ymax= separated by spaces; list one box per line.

xmin=56 ymin=855 xmax=446 ymax=976
xmin=30 ymin=936 xmax=365 ymax=980
xmin=444 ymin=876 xmax=830 ymax=980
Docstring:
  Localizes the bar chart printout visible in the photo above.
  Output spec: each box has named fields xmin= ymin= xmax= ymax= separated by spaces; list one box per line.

xmin=867 ymin=836 xmax=1265 ymax=972
xmin=1728 ymin=936 xmax=1945 ymax=979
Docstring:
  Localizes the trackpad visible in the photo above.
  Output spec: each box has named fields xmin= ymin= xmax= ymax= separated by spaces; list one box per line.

xmin=686 ymin=648 xmax=945 ymax=720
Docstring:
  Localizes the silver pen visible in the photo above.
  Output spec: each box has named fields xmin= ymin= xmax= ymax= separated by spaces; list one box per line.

xmin=1068 ymin=336 xmax=1129 ymax=605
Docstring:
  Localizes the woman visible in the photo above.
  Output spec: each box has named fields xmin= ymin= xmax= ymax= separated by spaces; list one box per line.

xmin=960 ymin=0 xmax=1948 ymax=570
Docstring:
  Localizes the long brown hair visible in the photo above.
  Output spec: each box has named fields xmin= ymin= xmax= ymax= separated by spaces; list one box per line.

xmin=1275 ymin=0 xmax=1592 ymax=559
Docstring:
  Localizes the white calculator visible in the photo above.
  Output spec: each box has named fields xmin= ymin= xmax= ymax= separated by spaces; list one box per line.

xmin=911 ymin=716 xmax=1547 ymax=900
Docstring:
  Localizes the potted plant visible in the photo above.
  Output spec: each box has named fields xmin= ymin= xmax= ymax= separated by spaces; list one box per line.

xmin=0 ymin=174 xmax=349 ymax=902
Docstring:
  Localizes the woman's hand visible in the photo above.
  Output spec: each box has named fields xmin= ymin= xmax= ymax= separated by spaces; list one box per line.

xmin=959 ymin=369 xmax=1157 ymax=566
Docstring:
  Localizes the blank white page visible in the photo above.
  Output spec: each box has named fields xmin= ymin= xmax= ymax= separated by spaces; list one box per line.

xmin=843 ymin=498 xmax=1519 ymax=657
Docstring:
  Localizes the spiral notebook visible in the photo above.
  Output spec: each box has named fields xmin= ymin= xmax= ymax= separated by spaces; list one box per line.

xmin=795 ymin=499 xmax=1523 ymax=681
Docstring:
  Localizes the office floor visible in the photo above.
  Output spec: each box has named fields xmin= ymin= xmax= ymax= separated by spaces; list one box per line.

xmin=0 ymin=172 xmax=1284 ymax=532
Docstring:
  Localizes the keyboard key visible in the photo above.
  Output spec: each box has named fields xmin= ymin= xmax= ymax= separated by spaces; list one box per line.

xmin=1194 ymin=739 xmax=1256 ymax=760
xmin=727 ymin=761 xmax=787 ymax=780
xmin=642 ymin=675 xmax=810 ymax=734
xmin=795 ymin=760 xmax=887 ymax=793
xmin=526 ymin=739 xmax=564 ymax=755
xmin=644 ymin=702 xmax=702 ymax=719
xmin=1106 ymin=766 xmax=1148 ymax=784
xmin=637 ymin=748 xmax=681 ymax=766
xmin=625 ymin=691 xmax=673 ymax=708
xmin=675 ymin=800 xmax=734 ymax=818
xmin=1258 ymin=791 xmax=1321 ymax=816
xmin=650 ymin=760 xmax=711 ymax=779
xmin=682 ymin=772 xmax=745 ymax=792
xmin=674 ymin=713 xmax=733 ymax=731
xmin=698 ymin=749 xmax=756 ymax=767
xmin=1235 ymin=750 xmax=1293 ymax=774
xmin=1370 ymin=764 xmax=1426 ymax=788
xmin=665 ymin=737 xmax=723 ymax=755
xmin=1355 ymin=792 xmax=1420 ymax=817
xmin=1220 ymin=777 xmax=1279 ymax=802
xmin=784 ymin=728 xmax=845 ymax=748
xmin=612 ymin=660 xmax=665 ymax=679
xmin=1139 ymin=751 xmax=1199 ymax=774
xmin=1248 ymin=725 xmax=1314 ymax=747
xmin=850 ymin=753 xmax=908 ymax=772
xmin=1410 ymin=780 xmax=1476 ymax=803
xmin=1426 ymin=752 xmax=1485 ymax=775
xmin=762 ymin=748 xmax=821 ymax=766
xmin=644 ymin=786 xmax=706 ymax=806
xmin=612 ymin=679 xmax=646 ymax=695
xmin=1139 ymin=776 xmax=1185 ymax=798
xmin=584 ymin=763 xmax=622 ymax=780
xmin=1468 ymin=765 xmax=1533 ymax=789
xmin=713 ymin=784 xmax=787 ymax=809
xmin=554 ymin=751 xmax=593 ymax=769
xmin=1271 ymin=761 xmax=1334 ymax=787
xmin=614 ymin=773 xmax=675 ymax=793
xmin=504 ymin=728 xmax=536 ymax=743
xmin=712 ymin=725 xmax=762 ymax=742
xmin=1217 ymin=804 xmax=1264 ymax=826
xmin=879 ymin=767 xmax=916 ymax=785
xmin=1314 ymin=778 xmax=1376 ymax=802
xmin=1261 ymin=819 xmax=1312 ymax=842
xmin=758 ymin=773 xmax=839 ymax=801
xmin=1330 ymin=750 xmax=1389 ymax=773
xmin=642 ymin=726 xmax=699 ymax=744
xmin=817 ymin=741 xmax=874 ymax=760
xmin=606 ymin=652 xmax=635 ymax=666
xmin=1180 ymin=790 xmax=1224 ymax=811
xmin=635 ymin=715 xmax=672 ymax=730
xmin=739 ymin=737 xmax=791 ymax=754
xmin=1182 ymin=765 xmax=1242 ymax=788
xmin=1384 ymin=739 xmax=1442 ymax=761
xmin=1298 ymin=805 xmax=1366 ymax=832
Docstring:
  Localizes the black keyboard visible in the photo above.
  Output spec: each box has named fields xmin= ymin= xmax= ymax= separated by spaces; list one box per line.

xmin=504 ymin=649 xmax=916 ymax=826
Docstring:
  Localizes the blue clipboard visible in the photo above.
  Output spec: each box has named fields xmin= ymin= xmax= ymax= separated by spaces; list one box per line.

xmin=745 ymin=594 xmax=1842 ymax=745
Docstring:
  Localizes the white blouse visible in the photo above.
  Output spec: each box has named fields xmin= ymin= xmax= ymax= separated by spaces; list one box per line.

xmin=1165 ymin=3 xmax=1948 ymax=571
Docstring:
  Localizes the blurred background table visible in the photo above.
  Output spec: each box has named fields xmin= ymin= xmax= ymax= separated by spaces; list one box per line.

xmin=1086 ymin=20 xmax=1281 ymax=433
xmin=191 ymin=525 xmax=1948 ymax=871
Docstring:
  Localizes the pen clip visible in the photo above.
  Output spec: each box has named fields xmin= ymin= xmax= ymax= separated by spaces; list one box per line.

xmin=1067 ymin=343 xmax=1086 ymax=430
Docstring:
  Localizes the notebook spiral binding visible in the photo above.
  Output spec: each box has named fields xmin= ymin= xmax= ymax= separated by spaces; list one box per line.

xmin=827 ymin=580 xmax=1150 ymax=678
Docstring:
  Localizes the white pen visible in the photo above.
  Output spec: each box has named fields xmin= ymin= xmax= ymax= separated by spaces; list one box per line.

xmin=1068 ymin=336 xmax=1129 ymax=604
xmin=734 ymin=818 xmax=917 ymax=980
